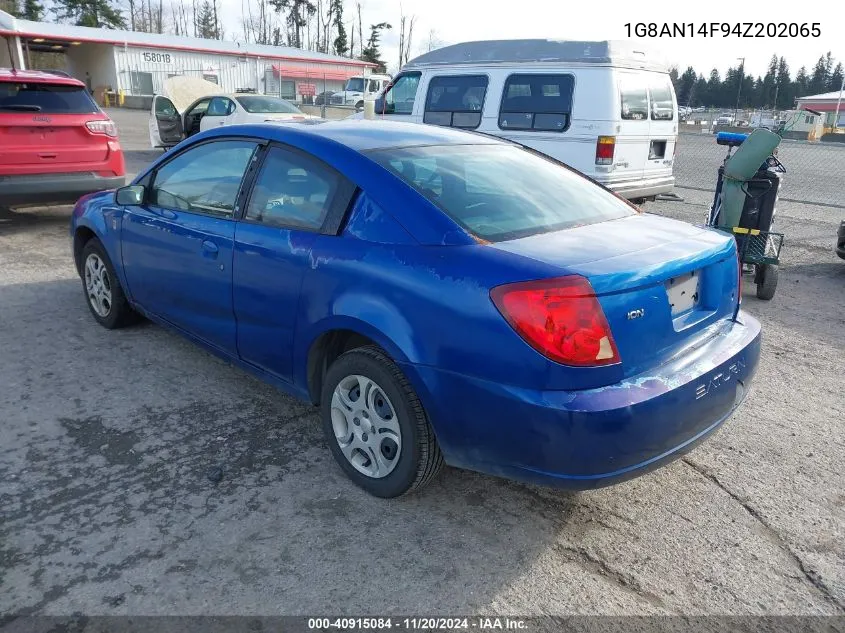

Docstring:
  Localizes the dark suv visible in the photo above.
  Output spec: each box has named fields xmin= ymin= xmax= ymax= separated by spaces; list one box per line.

xmin=0 ymin=69 xmax=125 ymax=208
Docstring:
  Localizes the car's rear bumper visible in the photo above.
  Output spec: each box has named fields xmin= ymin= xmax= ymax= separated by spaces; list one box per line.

xmin=0 ymin=173 xmax=125 ymax=207
xmin=402 ymin=312 xmax=761 ymax=489
xmin=597 ymin=174 xmax=675 ymax=200
xmin=836 ymin=220 xmax=845 ymax=260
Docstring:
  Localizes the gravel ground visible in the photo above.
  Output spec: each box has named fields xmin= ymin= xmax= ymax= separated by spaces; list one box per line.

xmin=1 ymin=109 xmax=843 ymax=618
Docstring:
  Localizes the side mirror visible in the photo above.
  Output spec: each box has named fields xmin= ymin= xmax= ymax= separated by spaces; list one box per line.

xmin=374 ymin=97 xmax=390 ymax=115
xmin=115 ymin=185 xmax=145 ymax=206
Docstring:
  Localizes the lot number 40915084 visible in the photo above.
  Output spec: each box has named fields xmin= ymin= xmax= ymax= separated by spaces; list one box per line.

xmin=142 ymin=52 xmax=172 ymax=63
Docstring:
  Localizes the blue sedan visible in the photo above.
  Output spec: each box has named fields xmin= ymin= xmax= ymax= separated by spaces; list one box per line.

xmin=70 ymin=120 xmax=761 ymax=498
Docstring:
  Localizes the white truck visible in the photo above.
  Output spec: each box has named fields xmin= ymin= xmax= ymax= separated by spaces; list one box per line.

xmin=331 ymin=74 xmax=392 ymax=109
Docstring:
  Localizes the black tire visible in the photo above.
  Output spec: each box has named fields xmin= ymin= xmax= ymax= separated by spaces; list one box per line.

xmin=355 ymin=101 xmax=364 ymax=110
xmin=80 ymin=238 xmax=138 ymax=329
xmin=321 ymin=345 xmax=443 ymax=498
xmin=756 ymin=263 xmax=778 ymax=300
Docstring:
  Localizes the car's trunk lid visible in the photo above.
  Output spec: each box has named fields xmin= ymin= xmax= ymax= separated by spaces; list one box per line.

xmin=491 ymin=213 xmax=739 ymax=378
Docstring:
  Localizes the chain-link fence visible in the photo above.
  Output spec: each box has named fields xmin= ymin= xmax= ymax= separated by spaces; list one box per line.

xmin=674 ymin=130 xmax=845 ymax=208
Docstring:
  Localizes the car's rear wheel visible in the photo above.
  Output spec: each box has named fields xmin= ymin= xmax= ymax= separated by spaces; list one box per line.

xmin=321 ymin=345 xmax=443 ymax=497
xmin=80 ymin=238 xmax=137 ymax=329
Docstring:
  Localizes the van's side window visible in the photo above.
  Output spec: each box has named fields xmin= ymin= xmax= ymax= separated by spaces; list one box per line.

xmin=649 ymin=81 xmax=674 ymax=120
xmin=498 ymin=74 xmax=574 ymax=133
xmin=423 ymin=75 xmax=489 ymax=129
xmin=621 ymin=83 xmax=649 ymax=120
xmin=379 ymin=72 xmax=421 ymax=115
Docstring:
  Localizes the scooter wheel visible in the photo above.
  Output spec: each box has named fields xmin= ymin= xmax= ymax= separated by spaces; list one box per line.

xmin=756 ymin=264 xmax=778 ymax=300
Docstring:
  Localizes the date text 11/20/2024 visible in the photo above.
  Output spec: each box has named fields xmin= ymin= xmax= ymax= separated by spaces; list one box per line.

xmin=307 ymin=617 xmax=527 ymax=630
xmin=624 ymin=22 xmax=821 ymax=38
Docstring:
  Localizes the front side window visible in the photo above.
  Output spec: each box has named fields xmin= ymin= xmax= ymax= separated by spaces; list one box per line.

xmin=621 ymin=80 xmax=649 ymax=120
xmin=424 ymin=75 xmax=488 ymax=129
xmin=371 ymin=144 xmax=635 ymax=242
xmin=206 ymin=97 xmax=235 ymax=116
xmin=498 ymin=74 xmax=574 ymax=132
xmin=380 ymin=72 xmax=421 ymax=115
xmin=649 ymin=80 xmax=674 ymax=120
xmin=236 ymin=95 xmax=302 ymax=114
xmin=245 ymin=146 xmax=340 ymax=231
xmin=151 ymin=140 xmax=258 ymax=217
xmin=0 ymin=81 xmax=98 ymax=114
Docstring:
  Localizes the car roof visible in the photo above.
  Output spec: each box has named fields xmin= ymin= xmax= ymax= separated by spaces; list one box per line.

xmin=0 ymin=68 xmax=85 ymax=86
xmin=252 ymin=119 xmax=508 ymax=152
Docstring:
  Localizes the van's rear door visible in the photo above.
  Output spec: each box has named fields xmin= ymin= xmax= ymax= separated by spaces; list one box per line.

xmin=614 ymin=72 xmax=650 ymax=187
xmin=644 ymin=73 xmax=677 ymax=185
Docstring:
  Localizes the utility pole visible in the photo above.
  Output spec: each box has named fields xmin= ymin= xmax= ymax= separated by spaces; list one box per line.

xmin=834 ymin=73 xmax=844 ymax=130
xmin=734 ymin=57 xmax=745 ymax=124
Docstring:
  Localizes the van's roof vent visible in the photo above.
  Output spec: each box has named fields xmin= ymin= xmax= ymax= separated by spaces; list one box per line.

xmin=404 ymin=40 xmax=667 ymax=72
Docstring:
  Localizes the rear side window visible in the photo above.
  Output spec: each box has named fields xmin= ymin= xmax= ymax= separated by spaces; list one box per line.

xmin=245 ymin=146 xmax=341 ymax=231
xmin=424 ymin=75 xmax=488 ymax=129
xmin=650 ymin=81 xmax=674 ymax=120
xmin=0 ymin=82 xmax=98 ymax=114
xmin=498 ymin=74 xmax=574 ymax=133
xmin=620 ymin=81 xmax=648 ymax=120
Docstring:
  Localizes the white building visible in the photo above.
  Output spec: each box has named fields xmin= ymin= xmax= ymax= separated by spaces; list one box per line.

xmin=0 ymin=10 xmax=375 ymax=104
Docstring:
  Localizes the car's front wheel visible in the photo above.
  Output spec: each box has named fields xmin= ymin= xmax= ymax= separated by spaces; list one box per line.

xmin=80 ymin=238 xmax=138 ymax=329
xmin=321 ymin=345 xmax=443 ymax=497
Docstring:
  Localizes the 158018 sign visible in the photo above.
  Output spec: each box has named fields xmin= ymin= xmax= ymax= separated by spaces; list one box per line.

xmin=142 ymin=52 xmax=172 ymax=63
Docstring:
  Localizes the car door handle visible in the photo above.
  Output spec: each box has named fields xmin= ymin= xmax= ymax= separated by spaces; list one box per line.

xmin=201 ymin=240 xmax=219 ymax=258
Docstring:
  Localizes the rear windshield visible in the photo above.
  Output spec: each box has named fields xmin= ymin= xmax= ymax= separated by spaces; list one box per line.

xmin=236 ymin=95 xmax=302 ymax=114
xmin=0 ymin=82 xmax=98 ymax=114
xmin=369 ymin=144 xmax=635 ymax=242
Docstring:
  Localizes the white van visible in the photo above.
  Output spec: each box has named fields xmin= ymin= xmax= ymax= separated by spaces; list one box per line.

xmin=370 ymin=40 xmax=678 ymax=202
xmin=331 ymin=73 xmax=392 ymax=109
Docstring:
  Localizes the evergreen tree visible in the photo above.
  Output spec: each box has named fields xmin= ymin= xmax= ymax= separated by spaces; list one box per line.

xmin=21 ymin=0 xmax=44 ymax=20
xmin=195 ymin=0 xmax=217 ymax=38
xmin=760 ymin=54 xmax=778 ymax=108
xmin=668 ymin=66 xmax=679 ymax=91
xmin=331 ymin=0 xmax=347 ymax=56
xmin=705 ymin=68 xmax=721 ymax=107
xmin=52 ymin=0 xmax=126 ymax=28
xmin=360 ymin=21 xmax=391 ymax=72
xmin=829 ymin=62 xmax=844 ymax=92
xmin=775 ymin=57 xmax=791 ymax=109
xmin=676 ymin=66 xmax=697 ymax=106
xmin=0 ymin=0 xmax=20 ymax=17
xmin=794 ymin=66 xmax=809 ymax=100
xmin=808 ymin=54 xmax=829 ymax=95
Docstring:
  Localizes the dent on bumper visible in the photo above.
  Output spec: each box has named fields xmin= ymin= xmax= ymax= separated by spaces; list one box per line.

xmin=403 ymin=312 xmax=761 ymax=489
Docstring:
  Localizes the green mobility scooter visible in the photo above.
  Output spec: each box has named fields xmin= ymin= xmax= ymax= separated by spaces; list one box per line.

xmin=707 ymin=128 xmax=786 ymax=300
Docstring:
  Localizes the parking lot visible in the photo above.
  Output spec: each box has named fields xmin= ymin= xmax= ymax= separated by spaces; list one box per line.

xmin=1 ymin=108 xmax=843 ymax=618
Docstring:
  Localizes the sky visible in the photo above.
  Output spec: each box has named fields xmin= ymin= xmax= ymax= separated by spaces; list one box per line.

xmin=222 ymin=0 xmax=844 ymax=82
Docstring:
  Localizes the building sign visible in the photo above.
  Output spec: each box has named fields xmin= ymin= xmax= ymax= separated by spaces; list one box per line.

xmin=142 ymin=52 xmax=172 ymax=63
xmin=298 ymin=83 xmax=316 ymax=97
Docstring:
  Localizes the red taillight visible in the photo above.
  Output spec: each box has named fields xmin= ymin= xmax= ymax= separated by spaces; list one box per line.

xmin=596 ymin=136 xmax=615 ymax=165
xmin=490 ymin=275 xmax=620 ymax=367
xmin=86 ymin=119 xmax=118 ymax=137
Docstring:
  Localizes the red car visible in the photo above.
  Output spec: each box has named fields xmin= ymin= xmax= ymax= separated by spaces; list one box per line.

xmin=0 ymin=69 xmax=125 ymax=208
